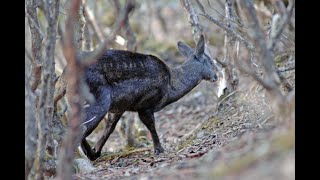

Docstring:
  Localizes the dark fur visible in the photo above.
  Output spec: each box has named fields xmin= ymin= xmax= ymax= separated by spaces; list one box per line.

xmin=80 ymin=35 xmax=218 ymax=160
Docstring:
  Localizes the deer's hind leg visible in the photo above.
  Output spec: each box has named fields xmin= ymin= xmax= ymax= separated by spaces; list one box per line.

xmin=81 ymin=86 xmax=111 ymax=161
xmin=93 ymin=112 xmax=124 ymax=157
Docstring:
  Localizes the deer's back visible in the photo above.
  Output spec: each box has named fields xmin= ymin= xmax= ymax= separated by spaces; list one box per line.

xmin=85 ymin=50 xmax=171 ymax=112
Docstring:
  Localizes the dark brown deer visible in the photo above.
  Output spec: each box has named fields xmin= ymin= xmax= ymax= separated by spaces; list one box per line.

xmin=80 ymin=35 xmax=218 ymax=160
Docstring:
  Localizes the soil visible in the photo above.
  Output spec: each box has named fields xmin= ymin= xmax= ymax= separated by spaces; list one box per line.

xmin=74 ymin=75 xmax=295 ymax=180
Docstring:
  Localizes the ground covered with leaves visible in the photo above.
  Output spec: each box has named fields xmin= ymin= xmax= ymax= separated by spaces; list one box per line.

xmin=73 ymin=75 xmax=294 ymax=180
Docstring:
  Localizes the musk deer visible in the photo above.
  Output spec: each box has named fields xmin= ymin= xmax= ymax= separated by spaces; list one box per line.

xmin=80 ymin=35 xmax=218 ymax=160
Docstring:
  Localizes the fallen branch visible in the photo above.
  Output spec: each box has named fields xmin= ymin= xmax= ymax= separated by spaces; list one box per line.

xmin=217 ymin=89 xmax=244 ymax=107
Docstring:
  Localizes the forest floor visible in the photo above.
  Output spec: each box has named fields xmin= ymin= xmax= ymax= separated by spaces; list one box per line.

xmin=74 ymin=76 xmax=295 ymax=180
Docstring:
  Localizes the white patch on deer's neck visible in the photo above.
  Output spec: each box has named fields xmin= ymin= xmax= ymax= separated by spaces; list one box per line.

xmin=217 ymin=69 xmax=227 ymax=97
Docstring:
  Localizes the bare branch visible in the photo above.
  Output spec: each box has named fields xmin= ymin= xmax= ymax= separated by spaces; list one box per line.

xmin=79 ymin=0 xmax=135 ymax=67
xmin=235 ymin=58 xmax=274 ymax=91
xmin=277 ymin=66 xmax=295 ymax=73
xmin=155 ymin=1 xmax=168 ymax=34
xmin=236 ymin=0 xmax=284 ymax=99
xmin=57 ymin=1 xmax=135 ymax=179
xmin=200 ymin=13 xmax=255 ymax=52
xmin=268 ymin=0 xmax=295 ymax=50
xmin=30 ymin=64 xmax=43 ymax=92
xmin=207 ymin=0 xmax=244 ymax=28
xmin=276 ymin=71 xmax=293 ymax=92
xmin=123 ymin=0 xmax=136 ymax=51
xmin=26 ymin=0 xmax=44 ymax=92
xmin=195 ymin=0 xmax=205 ymax=14
xmin=113 ymin=0 xmax=121 ymax=15
xmin=53 ymin=90 xmax=66 ymax=109
xmin=273 ymin=0 xmax=287 ymax=16
xmin=25 ymin=48 xmax=33 ymax=62
xmin=222 ymin=0 xmax=240 ymax=91
xmin=77 ymin=3 xmax=86 ymax=50
xmin=25 ymin=75 xmax=38 ymax=180
xmin=83 ymin=5 xmax=104 ymax=42
xmin=54 ymin=73 xmax=67 ymax=108
xmin=57 ymin=0 xmax=83 ymax=179
xmin=215 ymin=57 xmax=227 ymax=68
xmin=61 ymin=0 xmax=80 ymax=63
xmin=33 ymin=0 xmax=60 ymax=179
xmin=237 ymin=0 xmax=275 ymax=77
xmin=25 ymin=11 xmax=45 ymax=39
xmin=180 ymin=0 xmax=203 ymax=40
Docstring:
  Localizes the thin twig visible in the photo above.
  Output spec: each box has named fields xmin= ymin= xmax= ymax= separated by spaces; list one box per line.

xmin=200 ymin=13 xmax=255 ymax=52
xmin=54 ymin=87 xmax=66 ymax=108
xmin=207 ymin=0 xmax=244 ymax=28
xmin=277 ymin=66 xmax=295 ymax=73
xmin=235 ymin=58 xmax=274 ymax=91
xmin=218 ymin=89 xmax=244 ymax=106
xmin=260 ymin=115 xmax=274 ymax=125
xmin=250 ymin=52 xmax=259 ymax=68
xmin=83 ymin=4 xmax=104 ymax=42
xmin=280 ymin=33 xmax=295 ymax=47
xmin=215 ymin=57 xmax=227 ymax=68
xmin=268 ymin=0 xmax=295 ymax=50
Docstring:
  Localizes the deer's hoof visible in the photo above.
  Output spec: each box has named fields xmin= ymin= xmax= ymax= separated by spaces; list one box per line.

xmin=154 ymin=147 xmax=164 ymax=155
xmin=87 ymin=149 xmax=101 ymax=161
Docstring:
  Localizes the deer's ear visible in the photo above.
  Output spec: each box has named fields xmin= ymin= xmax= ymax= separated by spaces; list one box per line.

xmin=177 ymin=41 xmax=193 ymax=57
xmin=195 ymin=35 xmax=205 ymax=56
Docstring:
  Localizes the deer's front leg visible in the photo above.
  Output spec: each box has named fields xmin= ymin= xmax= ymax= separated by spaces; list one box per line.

xmin=138 ymin=110 xmax=164 ymax=155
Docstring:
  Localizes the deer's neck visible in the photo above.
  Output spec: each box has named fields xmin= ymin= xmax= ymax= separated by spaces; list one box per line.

xmin=165 ymin=61 xmax=203 ymax=105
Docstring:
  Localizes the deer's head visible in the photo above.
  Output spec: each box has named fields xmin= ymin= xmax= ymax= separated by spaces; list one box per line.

xmin=177 ymin=35 xmax=218 ymax=83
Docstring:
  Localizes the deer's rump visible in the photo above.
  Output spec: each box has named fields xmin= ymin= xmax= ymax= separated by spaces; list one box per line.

xmin=84 ymin=50 xmax=171 ymax=112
